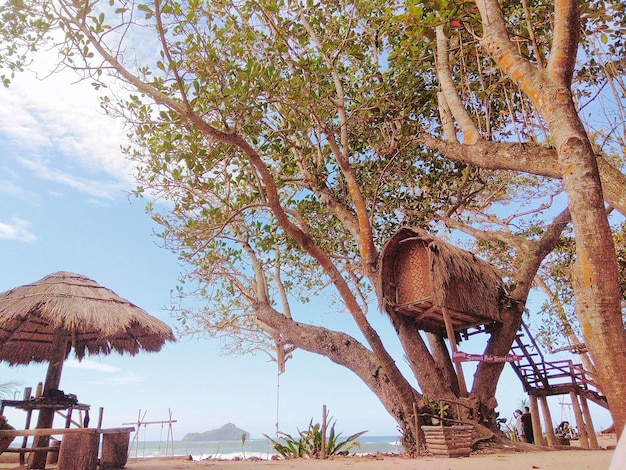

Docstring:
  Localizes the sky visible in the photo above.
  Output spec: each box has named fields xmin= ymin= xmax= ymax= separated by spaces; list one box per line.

xmin=0 ymin=47 xmax=613 ymax=443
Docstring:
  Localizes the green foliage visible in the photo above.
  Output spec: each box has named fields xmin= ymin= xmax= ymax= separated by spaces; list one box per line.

xmin=263 ymin=419 xmax=366 ymax=459
xmin=421 ymin=396 xmax=450 ymax=425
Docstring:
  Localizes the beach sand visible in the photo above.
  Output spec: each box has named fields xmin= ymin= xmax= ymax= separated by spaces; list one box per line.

xmin=124 ymin=434 xmax=617 ymax=470
xmin=0 ymin=434 xmax=616 ymax=470
xmin=124 ymin=450 xmax=614 ymax=470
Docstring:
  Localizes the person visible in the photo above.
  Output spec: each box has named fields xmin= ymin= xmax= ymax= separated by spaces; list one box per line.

xmin=556 ymin=420 xmax=571 ymax=438
xmin=513 ymin=409 xmax=524 ymax=441
xmin=522 ymin=406 xmax=534 ymax=444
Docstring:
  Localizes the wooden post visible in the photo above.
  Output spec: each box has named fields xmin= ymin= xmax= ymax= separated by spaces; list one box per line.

xmin=538 ymin=396 xmax=555 ymax=447
xmin=46 ymin=439 xmax=61 ymax=465
xmin=579 ymin=394 xmax=599 ymax=449
xmin=441 ymin=308 xmax=468 ymax=397
xmin=413 ymin=402 xmax=420 ymax=456
xmin=570 ymin=391 xmax=589 ymax=449
xmin=321 ymin=405 xmax=327 ymax=460
xmin=30 ymin=333 xmax=68 ymax=470
xmin=528 ymin=396 xmax=544 ymax=446
xmin=21 ymin=406 xmax=33 ymax=465
xmin=97 ymin=407 xmax=105 ymax=429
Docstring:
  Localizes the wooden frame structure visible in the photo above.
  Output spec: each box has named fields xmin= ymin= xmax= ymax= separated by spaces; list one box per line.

xmin=378 ymin=227 xmax=507 ymax=395
xmin=510 ymin=322 xmax=606 ymax=449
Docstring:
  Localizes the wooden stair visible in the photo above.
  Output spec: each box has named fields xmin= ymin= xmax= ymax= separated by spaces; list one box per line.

xmin=509 ymin=321 xmax=607 ymax=409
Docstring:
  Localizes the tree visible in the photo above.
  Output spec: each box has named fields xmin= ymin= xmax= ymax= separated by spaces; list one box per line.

xmin=403 ymin=0 xmax=626 ymax=437
xmin=2 ymin=0 xmax=624 ymax=452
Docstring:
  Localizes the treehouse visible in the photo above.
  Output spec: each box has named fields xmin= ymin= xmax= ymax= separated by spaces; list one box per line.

xmin=378 ymin=227 xmax=507 ymax=338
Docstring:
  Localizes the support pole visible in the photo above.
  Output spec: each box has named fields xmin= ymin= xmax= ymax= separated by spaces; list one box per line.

xmin=529 ymin=395 xmax=544 ymax=446
xmin=579 ymin=394 xmax=599 ymax=449
xmin=321 ymin=405 xmax=327 ymax=460
xmin=538 ymin=396 xmax=555 ymax=447
xmin=442 ymin=308 xmax=468 ymax=397
xmin=570 ymin=391 xmax=589 ymax=449
xmin=413 ymin=402 xmax=421 ymax=456
xmin=30 ymin=333 xmax=68 ymax=470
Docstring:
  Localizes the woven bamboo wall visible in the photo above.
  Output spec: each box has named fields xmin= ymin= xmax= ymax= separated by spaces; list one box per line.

xmin=379 ymin=227 xmax=506 ymax=334
xmin=394 ymin=240 xmax=432 ymax=305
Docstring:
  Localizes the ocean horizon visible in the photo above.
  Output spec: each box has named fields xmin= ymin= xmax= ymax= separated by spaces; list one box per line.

xmin=128 ymin=436 xmax=403 ymax=461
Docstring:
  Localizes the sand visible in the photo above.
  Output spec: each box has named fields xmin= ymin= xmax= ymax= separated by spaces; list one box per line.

xmin=123 ymin=434 xmax=618 ymax=470
xmin=0 ymin=434 xmax=617 ymax=470
xmin=123 ymin=449 xmax=614 ymax=470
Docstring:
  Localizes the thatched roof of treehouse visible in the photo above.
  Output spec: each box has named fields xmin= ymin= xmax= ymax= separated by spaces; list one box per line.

xmin=378 ymin=227 xmax=507 ymax=337
xmin=0 ymin=271 xmax=176 ymax=365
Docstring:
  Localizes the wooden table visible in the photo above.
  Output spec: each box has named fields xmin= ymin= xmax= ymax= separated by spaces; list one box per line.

xmin=0 ymin=398 xmax=90 ymax=465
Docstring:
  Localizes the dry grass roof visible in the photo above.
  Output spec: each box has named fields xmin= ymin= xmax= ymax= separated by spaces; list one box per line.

xmin=379 ymin=227 xmax=507 ymax=334
xmin=0 ymin=271 xmax=176 ymax=365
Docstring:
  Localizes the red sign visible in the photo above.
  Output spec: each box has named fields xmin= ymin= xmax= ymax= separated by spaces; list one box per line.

xmin=452 ymin=351 xmax=523 ymax=363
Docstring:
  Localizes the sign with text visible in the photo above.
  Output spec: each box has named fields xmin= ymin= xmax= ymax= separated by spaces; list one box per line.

xmin=452 ymin=351 xmax=523 ymax=363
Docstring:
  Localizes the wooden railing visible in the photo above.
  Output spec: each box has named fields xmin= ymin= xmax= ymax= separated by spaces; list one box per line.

xmin=509 ymin=324 xmax=607 ymax=409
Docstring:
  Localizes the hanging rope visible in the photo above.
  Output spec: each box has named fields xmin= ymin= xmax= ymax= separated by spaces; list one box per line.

xmin=275 ymin=366 xmax=281 ymax=437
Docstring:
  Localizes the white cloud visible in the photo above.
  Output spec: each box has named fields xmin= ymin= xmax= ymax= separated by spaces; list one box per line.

xmin=65 ymin=359 xmax=120 ymax=373
xmin=0 ymin=179 xmax=38 ymax=203
xmin=0 ymin=46 xmax=137 ymax=201
xmin=111 ymin=373 xmax=145 ymax=385
xmin=0 ymin=218 xmax=38 ymax=242
xmin=19 ymin=156 xmax=121 ymax=200
xmin=65 ymin=359 xmax=145 ymax=384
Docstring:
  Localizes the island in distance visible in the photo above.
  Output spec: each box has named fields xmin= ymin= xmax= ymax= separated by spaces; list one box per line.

xmin=182 ymin=423 xmax=250 ymax=441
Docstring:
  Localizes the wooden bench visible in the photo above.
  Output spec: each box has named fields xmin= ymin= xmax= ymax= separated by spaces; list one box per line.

xmin=0 ymin=426 xmax=135 ymax=470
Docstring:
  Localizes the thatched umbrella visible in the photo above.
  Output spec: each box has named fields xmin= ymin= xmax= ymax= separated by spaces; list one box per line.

xmin=0 ymin=271 xmax=175 ymax=369
xmin=0 ymin=271 xmax=176 ymax=468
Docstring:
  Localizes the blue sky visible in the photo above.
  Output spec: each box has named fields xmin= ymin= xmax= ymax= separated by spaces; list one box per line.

xmin=0 ymin=51 xmax=612 ymax=442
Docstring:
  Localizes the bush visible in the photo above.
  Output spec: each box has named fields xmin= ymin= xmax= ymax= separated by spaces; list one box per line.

xmin=263 ymin=419 xmax=367 ymax=459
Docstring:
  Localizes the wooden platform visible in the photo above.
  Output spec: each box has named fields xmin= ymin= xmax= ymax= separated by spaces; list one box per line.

xmin=390 ymin=298 xmax=497 ymax=337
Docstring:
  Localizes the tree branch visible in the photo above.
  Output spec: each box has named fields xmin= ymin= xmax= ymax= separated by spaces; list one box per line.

xmin=435 ymin=25 xmax=480 ymax=144
xmin=298 ymin=10 xmax=378 ymax=273
xmin=416 ymin=135 xmax=626 ymax=215
xmin=547 ymin=0 xmax=580 ymax=87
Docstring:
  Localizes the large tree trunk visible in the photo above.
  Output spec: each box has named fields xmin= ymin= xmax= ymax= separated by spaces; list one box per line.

xmin=546 ymin=97 xmax=626 ymax=437
xmin=476 ymin=0 xmax=626 ymax=437
xmin=254 ymin=302 xmax=498 ymax=454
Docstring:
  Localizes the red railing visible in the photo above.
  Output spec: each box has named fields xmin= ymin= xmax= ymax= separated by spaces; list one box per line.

xmin=509 ymin=324 xmax=606 ymax=408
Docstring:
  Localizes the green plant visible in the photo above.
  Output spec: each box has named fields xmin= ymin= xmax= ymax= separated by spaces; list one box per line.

xmin=422 ymin=396 xmax=450 ymax=425
xmin=433 ymin=400 xmax=449 ymax=421
xmin=263 ymin=419 xmax=367 ymax=459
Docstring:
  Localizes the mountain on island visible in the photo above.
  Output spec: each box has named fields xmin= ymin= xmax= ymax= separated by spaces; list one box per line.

xmin=181 ymin=423 xmax=250 ymax=441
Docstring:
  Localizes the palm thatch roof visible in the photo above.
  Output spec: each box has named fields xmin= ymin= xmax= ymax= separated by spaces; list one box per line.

xmin=378 ymin=227 xmax=507 ymax=336
xmin=0 ymin=271 xmax=176 ymax=365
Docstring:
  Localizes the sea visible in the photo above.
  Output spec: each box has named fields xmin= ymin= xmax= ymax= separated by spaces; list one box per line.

xmin=127 ymin=436 xmax=403 ymax=461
